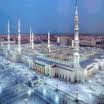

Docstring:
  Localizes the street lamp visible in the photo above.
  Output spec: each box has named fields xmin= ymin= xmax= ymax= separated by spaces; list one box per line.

xmin=24 ymin=97 xmax=28 ymax=104
xmin=26 ymin=88 xmax=33 ymax=104
xmin=0 ymin=86 xmax=2 ymax=94
xmin=27 ymin=88 xmax=32 ymax=96
xmin=43 ymin=88 xmax=46 ymax=96
xmin=89 ymin=80 xmax=92 ymax=89
xmin=55 ymin=94 xmax=59 ymax=103
xmin=75 ymin=89 xmax=79 ymax=102
xmin=55 ymin=79 xmax=58 ymax=91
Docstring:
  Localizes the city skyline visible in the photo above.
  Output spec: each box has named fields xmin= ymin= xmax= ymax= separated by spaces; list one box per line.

xmin=0 ymin=0 xmax=104 ymax=34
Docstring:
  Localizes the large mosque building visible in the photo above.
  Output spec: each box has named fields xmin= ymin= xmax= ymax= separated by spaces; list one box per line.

xmin=0 ymin=0 xmax=104 ymax=83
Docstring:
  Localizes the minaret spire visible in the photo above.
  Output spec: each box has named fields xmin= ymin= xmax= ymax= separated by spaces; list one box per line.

xmin=7 ymin=20 xmax=10 ymax=50
xmin=18 ymin=18 xmax=21 ymax=54
xmin=76 ymin=0 xmax=78 ymax=7
xmin=30 ymin=26 xmax=32 ymax=45
xmin=47 ymin=32 xmax=51 ymax=52
xmin=74 ymin=0 xmax=80 ymax=68
xmin=75 ymin=0 xmax=78 ymax=15
xmin=31 ymin=32 xmax=34 ymax=49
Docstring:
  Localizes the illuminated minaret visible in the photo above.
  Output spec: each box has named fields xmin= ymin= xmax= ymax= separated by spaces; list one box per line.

xmin=30 ymin=27 xmax=32 ymax=45
xmin=72 ymin=40 xmax=74 ymax=48
xmin=57 ymin=37 xmax=60 ymax=44
xmin=18 ymin=18 xmax=21 ymax=54
xmin=31 ymin=32 xmax=34 ymax=49
xmin=47 ymin=32 xmax=51 ymax=52
xmin=7 ymin=20 xmax=10 ymax=50
xmin=74 ymin=0 xmax=80 ymax=68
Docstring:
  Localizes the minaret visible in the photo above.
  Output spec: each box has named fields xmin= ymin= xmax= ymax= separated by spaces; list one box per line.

xmin=74 ymin=0 xmax=80 ymax=68
xmin=72 ymin=40 xmax=74 ymax=48
xmin=30 ymin=27 xmax=32 ymax=45
xmin=57 ymin=37 xmax=60 ymax=44
xmin=7 ymin=20 xmax=10 ymax=50
xmin=18 ymin=18 xmax=21 ymax=54
xmin=31 ymin=32 xmax=34 ymax=49
xmin=47 ymin=32 xmax=51 ymax=52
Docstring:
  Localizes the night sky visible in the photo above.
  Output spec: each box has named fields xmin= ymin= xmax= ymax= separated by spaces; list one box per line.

xmin=0 ymin=0 xmax=104 ymax=34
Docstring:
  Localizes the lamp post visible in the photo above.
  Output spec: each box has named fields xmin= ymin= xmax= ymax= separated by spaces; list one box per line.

xmin=24 ymin=97 xmax=28 ymax=104
xmin=55 ymin=79 xmax=58 ymax=91
xmin=0 ymin=86 xmax=2 ymax=94
xmin=89 ymin=80 xmax=92 ymax=89
xmin=25 ymin=88 xmax=33 ymax=104
xmin=27 ymin=88 xmax=33 ymax=98
xmin=55 ymin=94 xmax=59 ymax=104
xmin=75 ymin=89 xmax=79 ymax=102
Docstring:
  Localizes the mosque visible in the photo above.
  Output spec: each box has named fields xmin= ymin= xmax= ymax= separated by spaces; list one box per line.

xmin=0 ymin=0 xmax=104 ymax=83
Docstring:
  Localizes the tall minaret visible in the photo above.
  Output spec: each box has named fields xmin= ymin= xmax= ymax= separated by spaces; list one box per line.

xmin=30 ymin=27 xmax=32 ymax=45
xmin=57 ymin=37 xmax=60 ymax=44
xmin=31 ymin=32 xmax=34 ymax=49
xmin=47 ymin=32 xmax=51 ymax=52
xmin=74 ymin=0 xmax=80 ymax=68
xmin=18 ymin=18 xmax=21 ymax=54
xmin=7 ymin=20 xmax=10 ymax=50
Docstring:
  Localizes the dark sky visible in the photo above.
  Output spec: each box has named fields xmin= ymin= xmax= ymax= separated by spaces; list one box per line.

xmin=0 ymin=0 xmax=104 ymax=34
